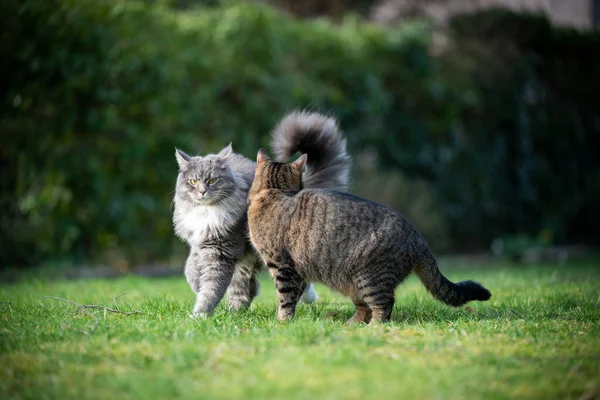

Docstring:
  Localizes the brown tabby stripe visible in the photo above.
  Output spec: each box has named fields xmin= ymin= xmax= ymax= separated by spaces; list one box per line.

xmin=248 ymin=152 xmax=491 ymax=324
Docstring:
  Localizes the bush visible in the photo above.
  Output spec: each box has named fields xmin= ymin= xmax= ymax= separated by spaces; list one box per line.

xmin=353 ymin=152 xmax=451 ymax=252
xmin=1 ymin=2 xmax=598 ymax=267
xmin=446 ymin=9 xmax=600 ymax=248
xmin=370 ymin=9 xmax=600 ymax=251
xmin=0 ymin=0 xmax=432 ymax=267
xmin=2 ymin=0 xmax=217 ymax=266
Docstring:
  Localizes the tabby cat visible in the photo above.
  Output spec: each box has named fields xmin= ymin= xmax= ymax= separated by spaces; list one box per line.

xmin=247 ymin=149 xmax=491 ymax=323
xmin=173 ymin=111 xmax=351 ymax=318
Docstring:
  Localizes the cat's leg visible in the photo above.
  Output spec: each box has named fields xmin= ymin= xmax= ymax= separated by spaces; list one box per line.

xmin=365 ymin=292 xmax=394 ymax=323
xmin=357 ymin=276 xmax=395 ymax=323
xmin=227 ymin=253 xmax=260 ymax=311
xmin=266 ymin=260 xmax=305 ymax=321
xmin=184 ymin=250 xmax=203 ymax=295
xmin=185 ymin=246 xmax=236 ymax=319
xmin=346 ymin=297 xmax=372 ymax=325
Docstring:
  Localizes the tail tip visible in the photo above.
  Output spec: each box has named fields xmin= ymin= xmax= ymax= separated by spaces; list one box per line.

xmin=460 ymin=280 xmax=492 ymax=302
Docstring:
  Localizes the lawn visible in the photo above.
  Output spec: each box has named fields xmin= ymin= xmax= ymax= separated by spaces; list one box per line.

xmin=1 ymin=261 xmax=599 ymax=400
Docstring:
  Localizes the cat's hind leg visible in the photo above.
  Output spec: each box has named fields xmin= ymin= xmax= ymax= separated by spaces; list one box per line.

xmin=227 ymin=253 xmax=260 ymax=311
xmin=369 ymin=301 xmax=394 ymax=323
xmin=267 ymin=258 xmax=305 ymax=321
xmin=364 ymin=291 xmax=394 ymax=323
xmin=346 ymin=297 xmax=372 ymax=325
xmin=357 ymin=275 xmax=396 ymax=323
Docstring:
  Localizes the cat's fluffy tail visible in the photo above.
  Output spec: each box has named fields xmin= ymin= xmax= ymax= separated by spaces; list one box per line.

xmin=270 ymin=111 xmax=351 ymax=191
xmin=414 ymin=256 xmax=491 ymax=307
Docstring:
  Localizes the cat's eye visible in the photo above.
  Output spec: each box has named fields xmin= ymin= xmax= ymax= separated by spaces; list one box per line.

xmin=208 ymin=178 xmax=218 ymax=185
xmin=188 ymin=179 xmax=199 ymax=185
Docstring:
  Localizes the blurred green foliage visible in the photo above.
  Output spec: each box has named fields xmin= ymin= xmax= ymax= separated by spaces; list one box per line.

xmin=438 ymin=10 xmax=600 ymax=250
xmin=1 ymin=0 xmax=598 ymax=267
xmin=366 ymin=10 xmax=600 ymax=252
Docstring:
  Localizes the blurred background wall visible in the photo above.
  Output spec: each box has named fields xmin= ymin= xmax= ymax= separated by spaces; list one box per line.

xmin=1 ymin=0 xmax=599 ymax=269
xmin=257 ymin=0 xmax=598 ymax=28
xmin=373 ymin=0 xmax=596 ymax=28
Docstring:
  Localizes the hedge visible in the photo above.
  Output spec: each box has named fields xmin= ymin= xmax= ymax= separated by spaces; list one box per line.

xmin=1 ymin=0 xmax=432 ymax=266
xmin=1 ymin=1 xmax=598 ymax=267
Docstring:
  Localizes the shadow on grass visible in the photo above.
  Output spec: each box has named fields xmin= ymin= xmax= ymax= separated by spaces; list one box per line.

xmin=293 ymin=298 xmax=595 ymax=325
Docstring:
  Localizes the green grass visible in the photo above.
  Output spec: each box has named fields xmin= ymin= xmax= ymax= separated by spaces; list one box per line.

xmin=1 ymin=262 xmax=599 ymax=400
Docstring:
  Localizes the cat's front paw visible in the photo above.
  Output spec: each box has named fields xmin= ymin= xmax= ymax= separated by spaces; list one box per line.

xmin=189 ymin=312 xmax=208 ymax=319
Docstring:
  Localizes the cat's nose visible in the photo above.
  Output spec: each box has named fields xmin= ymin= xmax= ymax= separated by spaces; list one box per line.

xmin=199 ymin=190 xmax=206 ymax=196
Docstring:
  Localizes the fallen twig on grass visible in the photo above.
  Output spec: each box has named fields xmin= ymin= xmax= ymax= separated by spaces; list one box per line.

xmin=79 ymin=308 xmax=99 ymax=334
xmin=510 ymin=309 xmax=524 ymax=319
xmin=41 ymin=294 xmax=143 ymax=315
xmin=41 ymin=293 xmax=143 ymax=334
xmin=112 ymin=292 xmax=130 ymax=311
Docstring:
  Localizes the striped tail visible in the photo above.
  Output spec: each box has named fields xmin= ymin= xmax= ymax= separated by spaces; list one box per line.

xmin=270 ymin=111 xmax=351 ymax=191
xmin=414 ymin=256 xmax=491 ymax=307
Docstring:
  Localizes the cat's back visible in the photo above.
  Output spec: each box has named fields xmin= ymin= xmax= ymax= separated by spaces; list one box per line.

xmin=299 ymin=189 xmax=397 ymax=218
xmin=290 ymin=188 xmax=415 ymax=242
xmin=285 ymin=188 xmax=421 ymax=284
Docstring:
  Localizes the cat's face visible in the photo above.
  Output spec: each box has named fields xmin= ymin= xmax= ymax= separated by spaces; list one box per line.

xmin=252 ymin=149 xmax=306 ymax=191
xmin=175 ymin=144 xmax=238 ymax=205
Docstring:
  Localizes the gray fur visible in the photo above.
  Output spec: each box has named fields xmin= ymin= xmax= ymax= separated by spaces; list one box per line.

xmin=173 ymin=111 xmax=351 ymax=317
xmin=248 ymin=152 xmax=491 ymax=324
xmin=271 ymin=111 xmax=351 ymax=191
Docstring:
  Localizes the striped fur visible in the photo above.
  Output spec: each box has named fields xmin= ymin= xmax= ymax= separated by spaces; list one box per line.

xmin=173 ymin=111 xmax=351 ymax=317
xmin=248 ymin=152 xmax=491 ymax=323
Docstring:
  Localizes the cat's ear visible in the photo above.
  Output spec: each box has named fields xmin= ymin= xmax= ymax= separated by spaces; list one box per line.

xmin=257 ymin=148 xmax=271 ymax=164
xmin=175 ymin=148 xmax=191 ymax=170
xmin=291 ymin=154 xmax=307 ymax=171
xmin=217 ymin=143 xmax=233 ymax=159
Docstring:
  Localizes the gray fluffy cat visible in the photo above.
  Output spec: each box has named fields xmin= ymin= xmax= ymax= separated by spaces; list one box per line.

xmin=173 ymin=111 xmax=352 ymax=318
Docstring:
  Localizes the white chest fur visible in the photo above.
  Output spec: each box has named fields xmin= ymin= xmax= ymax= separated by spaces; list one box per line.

xmin=173 ymin=198 xmax=245 ymax=245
